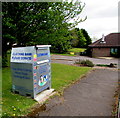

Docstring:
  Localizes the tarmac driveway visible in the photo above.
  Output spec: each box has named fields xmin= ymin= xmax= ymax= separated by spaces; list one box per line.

xmin=51 ymin=55 xmax=118 ymax=65
xmin=35 ymin=69 xmax=118 ymax=116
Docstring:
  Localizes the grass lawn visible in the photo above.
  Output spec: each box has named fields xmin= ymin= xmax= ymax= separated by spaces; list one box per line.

xmin=68 ymin=48 xmax=86 ymax=53
xmin=51 ymin=63 xmax=91 ymax=91
xmin=51 ymin=48 xmax=86 ymax=56
xmin=51 ymin=53 xmax=76 ymax=56
xmin=2 ymin=63 xmax=91 ymax=116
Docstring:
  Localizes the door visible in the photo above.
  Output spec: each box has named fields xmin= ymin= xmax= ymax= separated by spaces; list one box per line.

xmin=35 ymin=62 xmax=51 ymax=94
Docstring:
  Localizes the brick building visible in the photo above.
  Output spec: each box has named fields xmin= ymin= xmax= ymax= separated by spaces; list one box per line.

xmin=89 ymin=33 xmax=120 ymax=57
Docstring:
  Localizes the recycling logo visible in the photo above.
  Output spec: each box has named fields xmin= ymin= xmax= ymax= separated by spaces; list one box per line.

xmin=38 ymin=75 xmax=48 ymax=86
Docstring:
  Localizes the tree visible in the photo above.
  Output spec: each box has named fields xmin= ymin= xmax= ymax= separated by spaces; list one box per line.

xmin=34 ymin=2 xmax=86 ymax=52
xmin=2 ymin=1 xmax=86 ymax=66
xmin=69 ymin=28 xmax=79 ymax=47
xmin=77 ymin=29 xmax=86 ymax=48
xmin=69 ymin=28 xmax=87 ymax=48
xmin=2 ymin=2 xmax=51 ymax=66
xmin=81 ymin=28 xmax=92 ymax=47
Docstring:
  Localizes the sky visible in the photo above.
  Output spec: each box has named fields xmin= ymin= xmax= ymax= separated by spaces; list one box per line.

xmin=76 ymin=0 xmax=119 ymax=42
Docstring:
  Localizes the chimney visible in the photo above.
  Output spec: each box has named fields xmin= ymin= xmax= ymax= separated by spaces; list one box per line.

xmin=100 ymin=34 xmax=106 ymax=43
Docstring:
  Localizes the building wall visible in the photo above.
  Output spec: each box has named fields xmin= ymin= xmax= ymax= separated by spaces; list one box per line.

xmin=92 ymin=48 xmax=110 ymax=57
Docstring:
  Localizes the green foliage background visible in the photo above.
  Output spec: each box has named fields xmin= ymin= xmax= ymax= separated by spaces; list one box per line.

xmin=2 ymin=1 xmax=87 ymax=67
xmin=69 ymin=28 xmax=92 ymax=48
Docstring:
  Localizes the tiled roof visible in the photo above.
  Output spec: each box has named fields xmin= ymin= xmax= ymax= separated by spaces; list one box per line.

xmin=89 ymin=33 xmax=120 ymax=47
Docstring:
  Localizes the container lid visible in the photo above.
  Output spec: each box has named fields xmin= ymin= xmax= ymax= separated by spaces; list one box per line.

xmin=36 ymin=45 xmax=51 ymax=48
xmin=10 ymin=46 xmax=35 ymax=63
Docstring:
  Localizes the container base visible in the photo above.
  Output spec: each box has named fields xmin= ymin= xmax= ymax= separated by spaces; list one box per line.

xmin=34 ymin=88 xmax=55 ymax=103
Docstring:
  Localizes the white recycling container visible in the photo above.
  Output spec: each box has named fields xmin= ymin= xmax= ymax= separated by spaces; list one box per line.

xmin=10 ymin=45 xmax=51 ymax=98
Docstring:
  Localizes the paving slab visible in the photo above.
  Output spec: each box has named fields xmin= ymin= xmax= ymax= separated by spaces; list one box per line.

xmin=34 ymin=69 xmax=118 ymax=116
xmin=34 ymin=89 xmax=55 ymax=103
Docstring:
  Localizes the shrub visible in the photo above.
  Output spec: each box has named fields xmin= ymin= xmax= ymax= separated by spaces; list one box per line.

xmin=81 ymin=60 xmax=86 ymax=65
xmin=75 ymin=59 xmax=81 ymax=64
xmin=2 ymin=55 xmax=8 ymax=67
xmin=75 ymin=59 xmax=94 ymax=67
xmin=108 ymin=63 xmax=117 ymax=67
xmin=85 ymin=59 xmax=94 ymax=67
xmin=96 ymin=63 xmax=117 ymax=68
xmin=96 ymin=64 xmax=108 ymax=67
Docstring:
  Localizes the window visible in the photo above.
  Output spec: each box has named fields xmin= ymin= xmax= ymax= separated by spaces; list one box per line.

xmin=110 ymin=48 xmax=114 ymax=53
xmin=115 ymin=48 xmax=118 ymax=53
xmin=110 ymin=48 xmax=118 ymax=53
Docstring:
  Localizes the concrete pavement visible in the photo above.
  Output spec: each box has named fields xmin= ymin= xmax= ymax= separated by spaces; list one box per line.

xmin=51 ymin=55 xmax=118 ymax=65
xmin=34 ymin=69 xmax=118 ymax=116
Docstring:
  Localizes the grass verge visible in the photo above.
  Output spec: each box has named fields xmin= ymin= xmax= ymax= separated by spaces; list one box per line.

xmin=51 ymin=63 xmax=91 ymax=91
xmin=2 ymin=63 xmax=91 ymax=116
xmin=51 ymin=53 xmax=76 ymax=56
xmin=51 ymin=48 xmax=86 ymax=56
xmin=68 ymin=48 xmax=86 ymax=53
